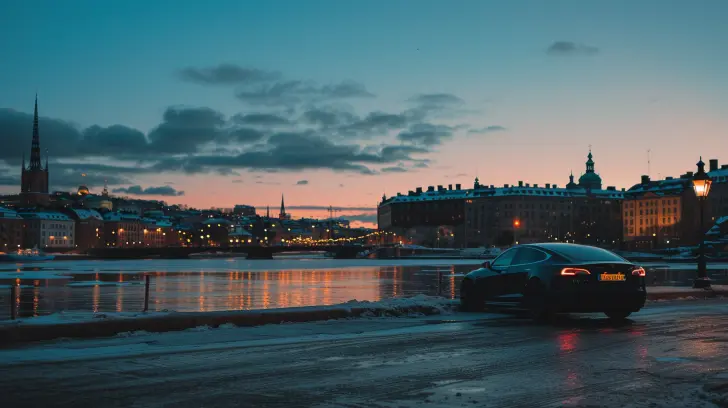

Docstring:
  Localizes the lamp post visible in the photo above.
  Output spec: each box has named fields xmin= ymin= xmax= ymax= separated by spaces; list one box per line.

xmin=692 ymin=157 xmax=712 ymax=289
xmin=513 ymin=219 xmax=521 ymax=246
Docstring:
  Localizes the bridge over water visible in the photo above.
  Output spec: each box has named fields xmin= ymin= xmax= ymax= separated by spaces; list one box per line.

xmin=86 ymin=245 xmax=374 ymax=260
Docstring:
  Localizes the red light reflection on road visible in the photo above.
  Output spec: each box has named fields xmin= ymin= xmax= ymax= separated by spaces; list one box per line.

xmin=558 ymin=332 xmax=579 ymax=352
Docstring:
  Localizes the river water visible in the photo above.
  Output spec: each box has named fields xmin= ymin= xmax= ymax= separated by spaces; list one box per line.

xmin=0 ymin=256 xmax=483 ymax=320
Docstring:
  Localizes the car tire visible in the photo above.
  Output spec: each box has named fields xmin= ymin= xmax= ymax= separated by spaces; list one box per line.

xmin=460 ymin=280 xmax=485 ymax=312
xmin=604 ymin=310 xmax=632 ymax=321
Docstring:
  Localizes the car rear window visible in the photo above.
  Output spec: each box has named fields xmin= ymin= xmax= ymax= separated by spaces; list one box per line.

xmin=553 ymin=246 xmax=626 ymax=262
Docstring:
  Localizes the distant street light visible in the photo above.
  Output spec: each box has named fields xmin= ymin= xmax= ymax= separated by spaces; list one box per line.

xmin=692 ymin=157 xmax=712 ymax=289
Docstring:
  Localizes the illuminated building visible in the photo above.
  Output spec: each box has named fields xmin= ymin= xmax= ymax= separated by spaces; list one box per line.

xmin=623 ymin=159 xmax=728 ymax=248
xmin=378 ymin=150 xmax=624 ymax=248
xmin=19 ymin=212 xmax=75 ymax=248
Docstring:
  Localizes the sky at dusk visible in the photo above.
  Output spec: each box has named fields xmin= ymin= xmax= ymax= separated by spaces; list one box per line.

xmin=1 ymin=0 xmax=728 ymax=227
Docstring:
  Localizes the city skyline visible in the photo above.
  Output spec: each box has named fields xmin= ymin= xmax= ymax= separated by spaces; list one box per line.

xmin=2 ymin=0 xmax=728 ymax=228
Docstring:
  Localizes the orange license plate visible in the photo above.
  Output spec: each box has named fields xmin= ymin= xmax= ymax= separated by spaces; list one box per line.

xmin=599 ymin=272 xmax=626 ymax=282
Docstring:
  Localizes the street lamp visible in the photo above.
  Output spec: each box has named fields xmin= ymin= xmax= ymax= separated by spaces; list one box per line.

xmin=692 ymin=157 xmax=712 ymax=289
xmin=513 ymin=219 xmax=521 ymax=246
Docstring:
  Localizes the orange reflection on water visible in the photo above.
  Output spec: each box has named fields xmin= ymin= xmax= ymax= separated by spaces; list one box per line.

xmin=450 ymin=266 xmax=456 ymax=299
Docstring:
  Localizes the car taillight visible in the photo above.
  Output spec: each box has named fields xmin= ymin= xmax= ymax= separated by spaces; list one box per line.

xmin=561 ymin=268 xmax=591 ymax=276
xmin=632 ymin=267 xmax=646 ymax=277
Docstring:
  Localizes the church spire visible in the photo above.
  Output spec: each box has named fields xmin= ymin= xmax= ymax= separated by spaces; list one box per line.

xmin=585 ymin=147 xmax=594 ymax=173
xmin=280 ymin=194 xmax=286 ymax=217
xmin=29 ymin=94 xmax=42 ymax=170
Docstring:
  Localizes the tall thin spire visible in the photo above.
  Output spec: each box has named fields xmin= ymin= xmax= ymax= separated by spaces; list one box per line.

xmin=280 ymin=194 xmax=286 ymax=216
xmin=29 ymin=94 xmax=42 ymax=170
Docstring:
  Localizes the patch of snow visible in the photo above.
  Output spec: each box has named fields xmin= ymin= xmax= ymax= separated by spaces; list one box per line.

xmin=342 ymin=294 xmax=456 ymax=315
xmin=116 ymin=330 xmax=151 ymax=338
xmin=185 ymin=325 xmax=212 ymax=332
xmin=4 ymin=310 xmax=171 ymax=326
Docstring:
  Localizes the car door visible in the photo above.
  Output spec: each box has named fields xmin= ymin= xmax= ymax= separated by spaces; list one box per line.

xmin=483 ymin=247 xmax=519 ymax=300
xmin=504 ymin=247 xmax=549 ymax=297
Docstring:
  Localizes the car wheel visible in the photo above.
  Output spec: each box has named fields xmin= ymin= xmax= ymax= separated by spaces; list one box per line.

xmin=604 ymin=310 xmax=632 ymax=321
xmin=460 ymin=280 xmax=485 ymax=312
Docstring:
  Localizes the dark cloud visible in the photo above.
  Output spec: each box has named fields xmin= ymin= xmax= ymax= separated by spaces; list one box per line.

xmin=379 ymin=145 xmax=430 ymax=161
xmin=112 ymin=185 xmax=185 ymax=196
xmin=236 ymin=80 xmax=374 ymax=107
xmin=232 ymin=113 xmax=290 ymax=126
xmin=301 ymin=107 xmax=358 ymax=127
xmin=345 ymin=213 xmax=378 ymax=224
xmin=339 ymin=184 xmax=344 ymax=187
xmin=0 ymin=171 xmax=20 ymax=186
xmin=338 ymin=112 xmax=410 ymax=138
xmin=147 ymin=106 xmax=226 ymax=154
xmin=406 ymin=93 xmax=468 ymax=121
xmin=80 ymin=125 xmax=149 ymax=156
xmin=0 ymin=105 xmax=258 ymax=167
xmin=296 ymin=180 xmax=309 ymax=185
xmin=51 ymin=171 xmax=132 ymax=190
xmin=397 ymin=124 xmax=454 ymax=146
xmin=409 ymin=93 xmax=464 ymax=106
xmin=153 ymin=131 xmax=429 ymax=175
xmin=448 ymin=173 xmax=469 ymax=177
xmin=232 ymin=179 xmax=244 ymax=184
xmin=413 ymin=161 xmax=429 ymax=168
xmin=164 ymin=181 xmax=175 ymax=185
xmin=468 ymin=125 xmax=507 ymax=134
xmin=179 ymin=64 xmax=280 ymax=85
xmin=228 ymin=127 xmax=265 ymax=143
xmin=381 ymin=166 xmax=408 ymax=173
xmin=547 ymin=41 xmax=599 ymax=56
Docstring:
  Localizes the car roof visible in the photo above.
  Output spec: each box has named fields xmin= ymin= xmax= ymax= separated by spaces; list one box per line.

xmin=520 ymin=242 xmax=627 ymax=262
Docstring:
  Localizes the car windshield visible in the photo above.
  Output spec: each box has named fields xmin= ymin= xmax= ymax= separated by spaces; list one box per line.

xmin=553 ymin=246 xmax=626 ymax=262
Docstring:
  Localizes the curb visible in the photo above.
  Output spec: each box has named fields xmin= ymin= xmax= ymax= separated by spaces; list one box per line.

xmin=0 ymin=303 xmax=449 ymax=346
xmin=647 ymin=288 xmax=728 ymax=301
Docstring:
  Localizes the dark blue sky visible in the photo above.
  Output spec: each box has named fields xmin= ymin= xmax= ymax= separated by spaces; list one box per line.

xmin=2 ymin=0 xmax=727 ymax=223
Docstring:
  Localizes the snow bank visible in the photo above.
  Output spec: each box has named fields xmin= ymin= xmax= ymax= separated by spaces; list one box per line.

xmin=342 ymin=294 xmax=456 ymax=316
xmin=1 ymin=310 xmax=171 ymax=327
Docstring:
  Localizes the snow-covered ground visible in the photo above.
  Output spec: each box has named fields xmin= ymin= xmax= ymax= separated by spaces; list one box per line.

xmin=0 ymin=294 xmax=456 ymax=329
xmin=2 ymin=299 xmax=728 ymax=408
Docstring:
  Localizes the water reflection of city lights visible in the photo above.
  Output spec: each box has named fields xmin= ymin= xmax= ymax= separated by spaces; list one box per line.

xmin=0 ymin=263 xmax=475 ymax=319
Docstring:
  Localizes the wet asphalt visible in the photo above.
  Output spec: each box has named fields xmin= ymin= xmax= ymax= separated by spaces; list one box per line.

xmin=2 ymin=299 xmax=728 ymax=408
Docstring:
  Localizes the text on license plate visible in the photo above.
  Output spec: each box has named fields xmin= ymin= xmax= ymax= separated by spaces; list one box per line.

xmin=599 ymin=272 xmax=626 ymax=282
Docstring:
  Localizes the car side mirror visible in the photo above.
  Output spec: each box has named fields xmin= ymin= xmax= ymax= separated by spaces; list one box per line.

xmin=481 ymin=261 xmax=491 ymax=269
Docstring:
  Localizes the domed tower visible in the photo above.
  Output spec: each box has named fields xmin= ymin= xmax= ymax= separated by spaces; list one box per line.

xmin=566 ymin=171 xmax=579 ymax=189
xmin=578 ymin=149 xmax=602 ymax=190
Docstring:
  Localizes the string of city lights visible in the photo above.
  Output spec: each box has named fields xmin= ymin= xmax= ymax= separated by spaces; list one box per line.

xmin=287 ymin=230 xmax=397 ymax=245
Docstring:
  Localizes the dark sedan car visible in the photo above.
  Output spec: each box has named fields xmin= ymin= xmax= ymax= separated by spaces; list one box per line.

xmin=460 ymin=243 xmax=646 ymax=320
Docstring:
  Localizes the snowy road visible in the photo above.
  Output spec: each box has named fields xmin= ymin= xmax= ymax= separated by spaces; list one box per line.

xmin=3 ymin=300 xmax=728 ymax=407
